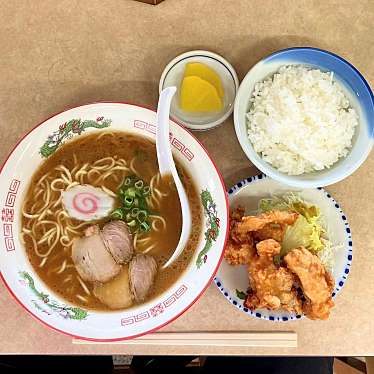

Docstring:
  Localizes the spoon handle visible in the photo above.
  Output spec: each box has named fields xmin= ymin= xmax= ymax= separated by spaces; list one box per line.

xmin=156 ymin=87 xmax=192 ymax=269
xmin=156 ymin=86 xmax=177 ymax=177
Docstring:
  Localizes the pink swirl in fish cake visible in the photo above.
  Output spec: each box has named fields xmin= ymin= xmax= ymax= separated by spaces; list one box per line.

xmin=72 ymin=192 xmax=99 ymax=216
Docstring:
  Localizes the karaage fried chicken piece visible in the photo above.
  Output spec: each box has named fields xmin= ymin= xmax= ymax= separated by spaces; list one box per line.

xmin=229 ymin=207 xmax=250 ymax=244
xmin=284 ymin=247 xmax=334 ymax=320
xmin=252 ymin=223 xmax=286 ymax=243
xmin=224 ymin=207 xmax=255 ymax=265
xmin=245 ymin=239 xmax=302 ymax=314
xmin=238 ymin=210 xmax=298 ymax=234
xmin=225 ymin=241 xmax=255 ymax=266
xmin=256 ymin=238 xmax=281 ymax=258
xmin=231 ymin=206 xmax=245 ymax=222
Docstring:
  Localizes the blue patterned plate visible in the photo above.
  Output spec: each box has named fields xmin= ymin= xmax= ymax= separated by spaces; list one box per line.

xmin=215 ymin=174 xmax=352 ymax=322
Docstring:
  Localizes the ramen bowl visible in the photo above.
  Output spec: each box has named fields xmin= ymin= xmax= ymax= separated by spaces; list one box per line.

xmin=0 ymin=102 xmax=229 ymax=341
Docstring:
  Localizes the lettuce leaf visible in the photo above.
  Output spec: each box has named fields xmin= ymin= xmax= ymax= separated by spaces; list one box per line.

xmin=281 ymin=215 xmax=324 ymax=257
xmin=259 ymin=194 xmax=324 ymax=256
xmin=259 ymin=197 xmax=289 ymax=212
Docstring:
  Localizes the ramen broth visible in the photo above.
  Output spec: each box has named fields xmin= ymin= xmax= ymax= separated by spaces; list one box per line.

xmin=21 ymin=131 xmax=202 ymax=310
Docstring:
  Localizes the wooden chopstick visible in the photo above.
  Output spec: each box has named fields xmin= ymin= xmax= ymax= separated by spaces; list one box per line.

xmin=73 ymin=331 xmax=297 ymax=347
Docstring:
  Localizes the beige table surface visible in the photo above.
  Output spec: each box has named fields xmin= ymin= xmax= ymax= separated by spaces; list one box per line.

xmin=0 ymin=0 xmax=373 ymax=356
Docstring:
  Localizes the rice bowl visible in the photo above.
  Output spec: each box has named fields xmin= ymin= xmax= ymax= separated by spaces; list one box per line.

xmin=247 ymin=65 xmax=358 ymax=175
xmin=234 ymin=47 xmax=374 ymax=188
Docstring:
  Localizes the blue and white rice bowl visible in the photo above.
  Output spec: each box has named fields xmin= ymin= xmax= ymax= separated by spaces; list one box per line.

xmin=234 ymin=47 xmax=374 ymax=188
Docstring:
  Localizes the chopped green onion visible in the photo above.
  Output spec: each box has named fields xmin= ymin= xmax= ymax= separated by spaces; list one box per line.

xmin=124 ymin=196 xmax=134 ymax=207
xmin=137 ymin=210 xmax=148 ymax=222
xmin=126 ymin=187 xmax=136 ymax=198
xmin=138 ymin=199 xmax=147 ymax=210
xmin=140 ymin=221 xmax=150 ymax=232
xmin=113 ymin=174 xmax=155 ymax=233
xmin=131 ymin=208 xmax=140 ymax=217
xmin=135 ymin=180 xmax=144 ymax=190
xmin=132 ymin=198 xmax=139 ymax=208
xmin=135 ymin=189 xmax=144 ymax=198
xmin=143 ymin=186 xmax=150 ymax=196
xmin=111 ymin=208 xmax=124 ymax=220
xmin=123 ymin=177 xmax=132 ymax=186
xmin=127 ymin=219 xmax=137 ymax=227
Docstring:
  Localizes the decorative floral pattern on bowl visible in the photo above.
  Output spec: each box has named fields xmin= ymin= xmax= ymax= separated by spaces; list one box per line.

xmin=19 ymin=271 xmax=88 ymax=320
xmin=196 ymin=190 xmax=220 ymax=268
xmin=0 ymin=103 xmax=228 ymax=341
xmin=40 ymin=117 xmax=111 ymax=157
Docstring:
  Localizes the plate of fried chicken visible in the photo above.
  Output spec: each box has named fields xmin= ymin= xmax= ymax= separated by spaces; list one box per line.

xmin=215 ymin=174 xmax=352 ymax=321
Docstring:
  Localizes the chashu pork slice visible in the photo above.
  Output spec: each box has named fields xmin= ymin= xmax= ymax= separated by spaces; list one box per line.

xmin=129 ymin=254 xmax=157 ymax=302
xmin=101 ymin=221 xmax=134 ymax=264
xmin=72 ymin=234 xmax=121 ymax=283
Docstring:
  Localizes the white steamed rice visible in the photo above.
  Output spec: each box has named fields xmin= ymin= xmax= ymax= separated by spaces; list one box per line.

xmin=246 ymin=65 xmax=359 ymax=175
